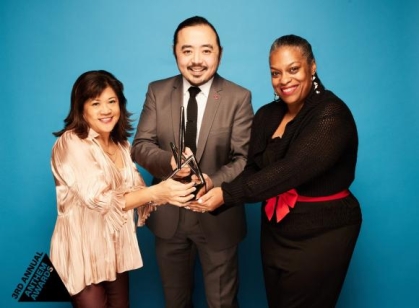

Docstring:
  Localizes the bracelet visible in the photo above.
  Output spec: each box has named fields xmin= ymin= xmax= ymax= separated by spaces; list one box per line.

xmin=145 ymin=200 xmax=155 ymax=207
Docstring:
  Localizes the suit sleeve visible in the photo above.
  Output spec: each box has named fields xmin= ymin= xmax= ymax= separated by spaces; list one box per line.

xmin=131 ymin=83 xmax=173 ymax=179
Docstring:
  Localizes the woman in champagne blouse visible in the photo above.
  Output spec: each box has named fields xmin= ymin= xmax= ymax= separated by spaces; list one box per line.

xmin=50 ymin=70 xmax=195 ymax=307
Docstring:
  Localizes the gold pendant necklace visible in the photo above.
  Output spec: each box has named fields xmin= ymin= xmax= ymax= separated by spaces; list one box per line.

xmin=104 ymin=149 xmax=116 ymax=156
xmin=105 ymin=150 xmax=117 ymax=163
xmin=102 ymin=142 xmax=117 ymax=162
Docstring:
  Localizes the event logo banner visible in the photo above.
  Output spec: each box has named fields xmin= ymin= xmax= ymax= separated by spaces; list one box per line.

xmin=11 ymin=252 xmax=70 ymax=302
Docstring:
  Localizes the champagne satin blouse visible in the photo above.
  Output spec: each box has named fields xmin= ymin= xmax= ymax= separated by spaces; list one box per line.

xmin=50 ymin=129 xmax=152 ymax=295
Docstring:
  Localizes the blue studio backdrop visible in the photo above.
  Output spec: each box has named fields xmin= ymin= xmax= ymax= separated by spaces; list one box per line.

xmin=1 ymin=0 xmax=418 ymax=307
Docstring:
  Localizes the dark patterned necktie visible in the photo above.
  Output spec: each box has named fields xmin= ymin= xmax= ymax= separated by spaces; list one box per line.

xmin=184 ymin=86 xmax=200 ymax=153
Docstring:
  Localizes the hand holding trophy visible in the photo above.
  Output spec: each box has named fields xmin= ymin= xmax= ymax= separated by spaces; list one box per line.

xmin=166 ymin=106 xmax=206 ymax=199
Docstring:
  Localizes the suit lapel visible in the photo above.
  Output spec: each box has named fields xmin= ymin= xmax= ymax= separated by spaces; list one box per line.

xmin=170 ymin=76 xmax=184 ymax=149
xmin=196 ymin=74 xmax=223 ymax=161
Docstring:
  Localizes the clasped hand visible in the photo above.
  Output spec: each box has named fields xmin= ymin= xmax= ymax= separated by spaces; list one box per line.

xmin=185 ymin=187 xmax=224 ymax=213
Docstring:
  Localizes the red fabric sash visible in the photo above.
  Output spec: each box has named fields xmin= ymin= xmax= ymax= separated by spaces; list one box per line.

xmin=265 ymin=189 xmax=350 ymax=222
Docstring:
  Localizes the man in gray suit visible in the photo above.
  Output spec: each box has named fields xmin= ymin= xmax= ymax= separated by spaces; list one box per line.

xmin=131 ymin=16 xmax=253 ymax=308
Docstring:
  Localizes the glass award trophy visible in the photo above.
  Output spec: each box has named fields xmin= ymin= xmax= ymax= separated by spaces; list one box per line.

xmin=166 ymin=106 xmax=206 ymax=198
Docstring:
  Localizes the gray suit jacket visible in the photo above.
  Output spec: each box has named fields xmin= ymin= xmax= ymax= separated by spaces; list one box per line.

xmin=131 ymin=74 xmax=253 ymax=250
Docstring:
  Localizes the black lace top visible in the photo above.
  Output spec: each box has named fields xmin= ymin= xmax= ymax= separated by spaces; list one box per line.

xmin=222 ymin=79 xmax=359 ymax=208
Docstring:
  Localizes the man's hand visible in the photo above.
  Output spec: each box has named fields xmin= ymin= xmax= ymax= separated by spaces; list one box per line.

xmin=170 ymin=147 xmax=194 ymax=179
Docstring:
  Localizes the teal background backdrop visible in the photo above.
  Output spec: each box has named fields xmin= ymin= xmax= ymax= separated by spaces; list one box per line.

xmin=1 ymin=0 xmax=418 ymax=307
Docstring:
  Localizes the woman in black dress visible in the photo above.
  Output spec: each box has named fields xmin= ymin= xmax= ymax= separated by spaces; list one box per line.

xmin=190 ymin=35 xmax=362 ymax=307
